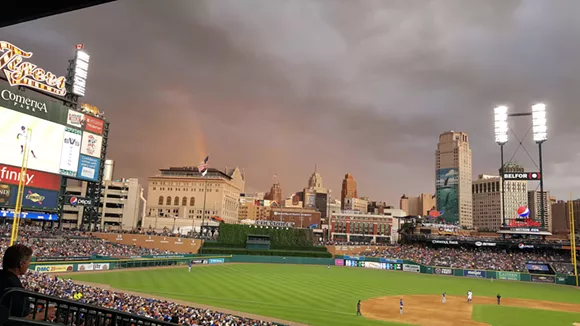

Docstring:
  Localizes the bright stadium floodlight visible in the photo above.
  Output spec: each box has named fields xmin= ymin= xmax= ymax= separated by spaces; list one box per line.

xmin=532 ymin=103 xmax=547 ymax=143
xmin=494 ymin=105 xmax=509 ymax=144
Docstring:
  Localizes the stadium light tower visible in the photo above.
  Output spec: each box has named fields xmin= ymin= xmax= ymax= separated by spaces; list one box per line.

xmin=532 ymin=103 xmax=547 ymax=228
xmin=494 ymin=105 xmax=509 ymax=225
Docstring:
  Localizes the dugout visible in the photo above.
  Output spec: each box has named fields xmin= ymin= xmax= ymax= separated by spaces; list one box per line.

xmin=246 ymin=234 xmax=271 ymax=250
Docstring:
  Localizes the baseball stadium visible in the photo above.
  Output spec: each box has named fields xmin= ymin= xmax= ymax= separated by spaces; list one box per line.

xmin=1 ymin=3 xmax=580 ymax=326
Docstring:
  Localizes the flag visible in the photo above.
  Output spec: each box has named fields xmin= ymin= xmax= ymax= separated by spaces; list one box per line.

xmin=198 ymin=155 xmax=209 ymax=176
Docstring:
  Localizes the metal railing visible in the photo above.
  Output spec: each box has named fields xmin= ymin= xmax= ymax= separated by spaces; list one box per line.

xmin=1 ymin=288 xmax=175 ymax=326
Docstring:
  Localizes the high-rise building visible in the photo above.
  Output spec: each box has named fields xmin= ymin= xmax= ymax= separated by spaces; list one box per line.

xmin=472 ymin=175 xmax=502 ymax=231
xmin=400 ymin=193 xmax=436 ymax=216
xmin=552 ymin=199 xmax=580 ymax=235
xmin=435 ymin=131 xmax=473 ymax=227
xmin=528 ymin=190 xmax=553 ymax=232
xmin=341 ymin=174 xmax=358 ymax=210
xmin=264 ymin=182 xmax=283 ymax=204
xmin=307 ymin=164 xmax=327 ymax=194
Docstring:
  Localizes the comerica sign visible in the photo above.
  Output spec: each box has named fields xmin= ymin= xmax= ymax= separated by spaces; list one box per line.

xmin=0 ymin=41 xmax=67 ymax=96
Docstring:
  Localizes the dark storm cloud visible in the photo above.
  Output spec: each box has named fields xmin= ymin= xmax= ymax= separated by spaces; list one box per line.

xmin=2 ymin=0 xmax=580 ymax=202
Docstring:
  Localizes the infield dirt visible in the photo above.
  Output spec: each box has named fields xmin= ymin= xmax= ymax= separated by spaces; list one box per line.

xmin=361 ymin=294 xmax=580 ymax=326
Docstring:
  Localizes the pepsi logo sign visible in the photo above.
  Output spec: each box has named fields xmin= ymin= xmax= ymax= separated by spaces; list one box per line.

xmin=67 ymin=196 xmax=93 ymax=206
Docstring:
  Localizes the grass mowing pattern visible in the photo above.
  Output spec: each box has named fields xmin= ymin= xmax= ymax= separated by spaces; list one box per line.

xmin=472 ymin=305 xmax=580 ymax=326
xmin=68 ymin=264 xmax=580 ymax=326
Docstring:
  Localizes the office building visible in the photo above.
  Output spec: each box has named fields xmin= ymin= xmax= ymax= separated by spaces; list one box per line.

xmin=341 ymin=174 xmax=358 ymax=210
xmin=435 ymin=131 xmax=473 ymax=227
xmin=143 ymin=166 xmax=245 ymax=231
xmin=61 ymin=178 xmax=145 ymax=230
xmin=528 ymin=190 xmax=553 ymax=232
xmin=400 ymin=193 xmax=436 ymax=216
xmin=343 ymin=197 xmax=368 ymax=213
xmin=552 ymin=199 xmax=580 ymax=235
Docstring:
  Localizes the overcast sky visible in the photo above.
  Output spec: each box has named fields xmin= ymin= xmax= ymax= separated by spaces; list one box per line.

xmin=3 ymin=0 xmax=580 ymax=204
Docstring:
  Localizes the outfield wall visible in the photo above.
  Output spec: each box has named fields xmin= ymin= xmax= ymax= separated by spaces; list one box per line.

xmin=334 ymin=255 xmax=579 ymax=287
xmin=28 ymin=253 xmax=577 ymax=287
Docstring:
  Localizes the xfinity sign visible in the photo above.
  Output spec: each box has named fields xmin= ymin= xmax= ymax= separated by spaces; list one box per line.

xmin=502 ymin=172 xmax=541 ymax=181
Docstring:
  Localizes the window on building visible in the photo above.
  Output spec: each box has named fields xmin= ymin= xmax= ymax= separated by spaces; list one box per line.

xmin=158 ymin=196 xmax=163 ymax=205
xmin=182 ymin=197 xmax=187 ymax=206
xmin=190 ymin=197 xmax=195 ymax=206
xmin=166 ymin=196 xmax=172 ymax=205
xmin=174 ymin=197 xmax=179 ymax=206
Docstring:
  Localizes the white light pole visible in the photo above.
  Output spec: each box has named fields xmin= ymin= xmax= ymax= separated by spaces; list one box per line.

xmin=532 ymin=103 xmax=547 ymax=228
xmin=494 ymin=105 xmax=509 ymax=226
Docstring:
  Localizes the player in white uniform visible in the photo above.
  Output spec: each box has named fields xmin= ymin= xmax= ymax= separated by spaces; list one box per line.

xmin=467 ymin=290 xmax=473 ymax=303
xmin=16 ymin=126 xmax=36 ymax=159
xmin=442 ymin=292 xmax=446 ymax=304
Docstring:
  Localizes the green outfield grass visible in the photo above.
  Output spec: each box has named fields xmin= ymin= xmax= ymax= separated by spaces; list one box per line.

xmin=67 ymin=264 xmax=580 ymax=326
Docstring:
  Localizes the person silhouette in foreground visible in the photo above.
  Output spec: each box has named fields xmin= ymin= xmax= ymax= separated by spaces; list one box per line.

xmin=356 ymin=300 xmax=361 ymax=316
xmin=0 ymin=244 xmax=33 ymax=324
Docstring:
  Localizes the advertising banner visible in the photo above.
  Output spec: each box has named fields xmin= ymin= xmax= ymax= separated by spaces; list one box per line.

xmin=59 ymin=127 xmax=82 ymax=176
xmin=403 ymin=264 xmax=420 ymax=273
xmin=35 ymin=265 xmax=73 ymax=273
xmin=80 ymin=132 xmax=103 ymax=158
xmin=92 ymin=263 xmax=109 ymax=271
xmin=385 ymin=263 xmax=403 ymax=271
xmin=84 ymin=116 xmax=104 ymax=135
xmin=77 ymin=155 xmax=100 ymax=182
xmin=0 ymin=210 xmax=58 ymax=221
xmin=435 ymin=167 xmax=459 ymax=223
xmin=345 ymin=260 xmax=364 ymax=267
xmin=78 ymin=263 xmax=93 ymax=271
xmin=208 ymin=258 xmax=225 ymax=264
xmin=463 ymin=270 xmax=486 ymax=278
xmin=380 ymin=258 xmax=403 ymax=264
xmin=498 ymin=271 xmax=521 ymax=281
xmin=36 ymin=256 xmax=90 ymax=262
xmin=0 ymin=106 xmax=65 ymax=175
xmin=67 ymin=109 xmax=85 ymax=129
xmin=0 ymin=183 xmax=12 ymax=207
xmin=20 ymin=187 xmax=59 ymax=210
xmin=530 ymin=275 xmax=555 ymax=284
xmin=434 ymin=267 xmax=453 ymax=275
xmin=191 ymin=259 xmax=205 ymax=265
xmin=0 ymin=85 xmax=68 ymax=124
xmin=334 ymin=259 xmax=344 ymax=266
xmin=364 ymin=261 xmax=386 ymax=269
xmin=0 ymin=164 xmax=61 ymax=191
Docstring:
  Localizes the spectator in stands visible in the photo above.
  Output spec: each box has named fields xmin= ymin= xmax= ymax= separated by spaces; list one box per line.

xmin=0 ymin=244 xmax=33 ymax=320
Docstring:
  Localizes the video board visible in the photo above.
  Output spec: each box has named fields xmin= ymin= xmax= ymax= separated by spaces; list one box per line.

xmin=0 ymin=81 xmax=104 ymax=183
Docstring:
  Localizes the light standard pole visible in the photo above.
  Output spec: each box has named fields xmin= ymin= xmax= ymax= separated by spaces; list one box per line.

xmin=532 ymin=103 xmax=548 ymax=228
xmin=494 ymin=106 xmax=508 ymax=227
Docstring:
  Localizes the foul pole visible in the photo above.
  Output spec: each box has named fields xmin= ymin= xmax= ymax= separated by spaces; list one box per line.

xmin=10 ymin=128 xmax=32 ymax=246
xmin=570 ymin=193 xmax=578 ymax=286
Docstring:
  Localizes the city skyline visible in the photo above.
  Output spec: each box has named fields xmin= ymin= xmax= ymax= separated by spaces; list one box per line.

xmin=3 ymin=1 xmax=580 ymax=206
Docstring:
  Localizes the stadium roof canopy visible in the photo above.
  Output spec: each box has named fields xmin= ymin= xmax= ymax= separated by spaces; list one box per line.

xmin=0 ymin=0 xmax=116 ymax=28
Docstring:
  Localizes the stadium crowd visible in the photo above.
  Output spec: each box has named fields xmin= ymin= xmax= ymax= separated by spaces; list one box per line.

xmin=359 ymin=244 xmax=577 ymax=275
xmin=23 ymin=273 xmax=276 ymax=326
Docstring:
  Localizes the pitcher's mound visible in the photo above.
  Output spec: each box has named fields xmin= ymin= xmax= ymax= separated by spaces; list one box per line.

xmin=361 ymin=295 xmax=580 ymax=326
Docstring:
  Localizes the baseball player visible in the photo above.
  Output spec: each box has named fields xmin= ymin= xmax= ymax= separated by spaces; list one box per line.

xmin=356 ymin=300 xmax=361 ymax=316
xmin=399 ymin=298 xmax=404 ymax=315
xmin=16 ymin=126 xmax=36 ymax=159
xmin=497 ymin=294 xmax=501 ymax=305
xmin=442 ymin=292 xmax=446 ymax=304
xmin=467 ymin=290 xmax=473 ymax=303
xmin=188 ymin=260 xmax=192 ymax=272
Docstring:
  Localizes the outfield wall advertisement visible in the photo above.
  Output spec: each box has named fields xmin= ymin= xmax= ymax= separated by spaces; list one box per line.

xmin=435 ymin=167 xmax=459 ymax=223
xmin=498 ymin=271 xmax=521 ymax=281
xmin=463 ymin=269 xmax=486 ymax=278
xmin=403 ymin=264 xmax=420 ymax=273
